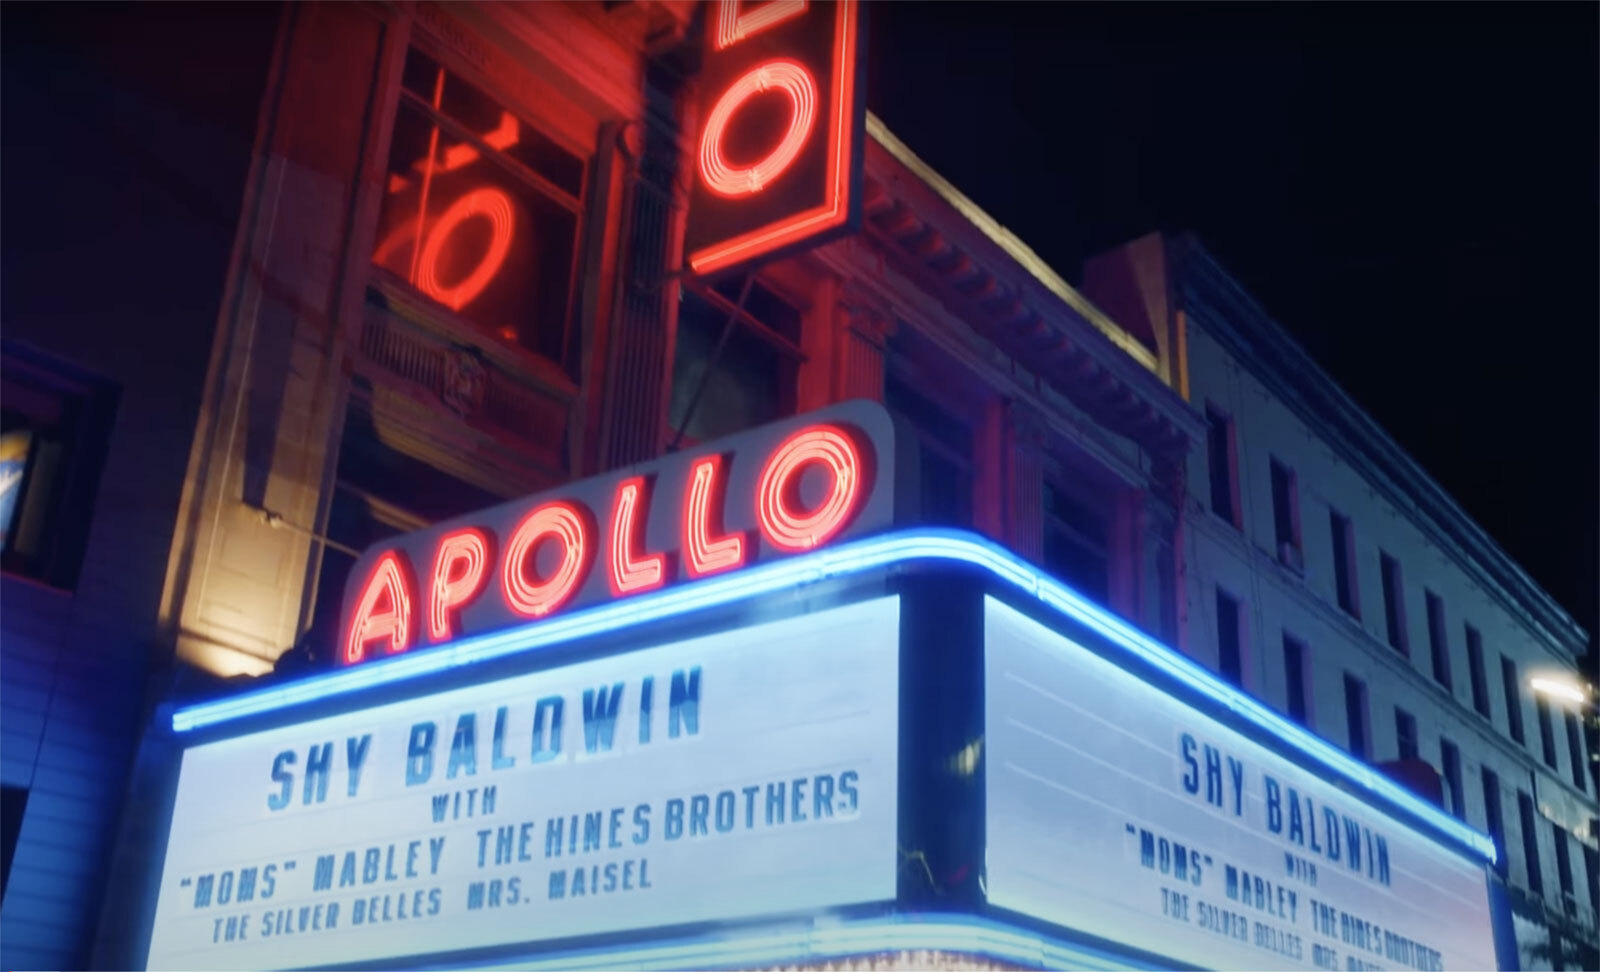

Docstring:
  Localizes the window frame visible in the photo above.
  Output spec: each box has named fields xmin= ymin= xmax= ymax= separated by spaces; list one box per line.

xmin=1517 ymin=789 xmax=1543 ymax=894
xmin=1567 ymin=711 xmax=1589 ymax=792
xmin=1394 ymin=706 xmax=1418 ymax=761
xmin=1269 ymin=456 xmax=1301 ymax=553
xmin=1204 ymin=403 xmax=1240 ymax=528
xmin=1282 ymin=632 xmax=1312 ymax=728
xmin=1501 ymin=655 xmax=1526 ymax=745
xmin=1440 ymin=737 xmax=1465 ymax=821
xmin=1215 ymin=587 xmax=1245 ymax=688
xmin=1425 ymin=590 xmax=1453 ymax=692
xmin=1379 ymin=550 xmax=1408 ymax=657
xmin=1465 ymin=625 xmax=1490 ymax=719
xmin=666 ymin=274 xmax=806 ymax=447
xmin=1329 ymin=509 xmax=1360 ymax=619
xmin=1343 ymin=672 xmax=1370 ymax=760
xmin=370 ymin=44 xmax=594 ymax=375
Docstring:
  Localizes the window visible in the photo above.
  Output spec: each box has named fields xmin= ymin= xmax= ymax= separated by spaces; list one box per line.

xmin=1283 ymin=634 xmax=1310 ymax=726
xmin=669 ymin=276 xmax=801 ymax=443
xmin=1482 ymin=769 xmax=1506 ymax=876
xmin=1394 ymin=708 xmax=1418 ymax=761
xmin=1518 ymin=790 xmax=1543 ymax=893
xmin=1585 ymin=845 xmax=1598 ymax=915
xmin=1501 ymin=655 xmax=1526 ymax=745
xmin=1 ymin=785 xmax=25 ymax=901
xmin=0 ymin=343 xmax=118 ymax=589
xmin=1204 ymin=405 xmax=1237 ymax=526
xmin=1330 ymin=510 xmax=1359 ymax=617
xmin=1425 ymin=591 xmax=1452 ymax=691
xmin=1554 ymin=825 xmax=1575 ymax=914
xmin=1344 ymin=673 xmax=1369 ymax=759
xmin=1216 ymin=589 xmax=1243 ymax=687
xmin=304 ymin=404 xmax=505 ymax=662
xmin=1466 ymin=626 xmax=1490 ymax=718
xmin=1568 ymin=712 xmax=1589 ymax=792
xmin=1536 ymin=696 xmax=1559 ymax=771
xmin=1269 ymin=458 xmax=1300 ymax=553
xmin=372 ymin=49 xmax=587 ymax=369
xmin=1042 ymin=481 xmax=1110 ymax=604
xmin=1440 ymin=738 xmax=1464 ymax=820
xmin=1379 ymin=552 xmax=1407 ymax=656
xmin=885 ymin=370 xmax=973 ymax=528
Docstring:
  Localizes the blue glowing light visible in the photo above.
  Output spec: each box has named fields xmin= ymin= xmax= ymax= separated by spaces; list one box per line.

xmin=169 ymin=528 xmax=1496 ymax=864
xmin=436 ymin=912 xmax=1147 ymax=971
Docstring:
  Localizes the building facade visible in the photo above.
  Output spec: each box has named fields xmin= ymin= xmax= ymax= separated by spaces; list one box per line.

xmin=0 ymin=2 xmax=1588 ymax=969
xmin=1084 ymin=233 xmax=1600 ymax=969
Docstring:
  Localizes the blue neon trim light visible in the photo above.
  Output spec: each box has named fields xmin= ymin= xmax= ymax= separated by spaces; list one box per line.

xmin=436 ymin=913 xmax=1146 ymax=971
xmin=169 ymin=527 xmax=1497 ymax=864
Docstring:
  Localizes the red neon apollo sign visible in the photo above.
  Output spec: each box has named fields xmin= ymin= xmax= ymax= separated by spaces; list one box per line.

xmin=339 ymin=402 xmax=896 ymax=666
xmin=684 ymin=0 xmax=866 ymax=276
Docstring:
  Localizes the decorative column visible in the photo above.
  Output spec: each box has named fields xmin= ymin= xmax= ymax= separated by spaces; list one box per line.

xmin=1005 ymin=405 xmax=1046 ymax=563
xmin=834 ymin=280 xmax=893 ymax=403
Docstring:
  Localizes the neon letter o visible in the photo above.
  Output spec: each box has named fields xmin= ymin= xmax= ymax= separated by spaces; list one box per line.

xmin=502 ymin=502 xmax=591 ymax=618
xmin=699 ymin=59 xmax=818 ymax=198
xmin=417 ymin=187 xmax=515 ymax=311
xmin=756 ymin=425 xmax=866 ymax=552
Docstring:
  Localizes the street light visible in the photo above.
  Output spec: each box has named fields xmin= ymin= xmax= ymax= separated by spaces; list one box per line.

xmin=1528 ymin=675 xmax=1592 ymax=708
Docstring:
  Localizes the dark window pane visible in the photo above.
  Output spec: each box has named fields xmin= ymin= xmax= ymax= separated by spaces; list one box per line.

xmin=1331 ymin=511 xmax=1356 ymax=616
xmin=374 ymin=93 xmax=581 ymax=367
xmin=1043 ymin=482 xmax=1108 ymax=603
xmin=1537 ymin=697 xmax=1560 ymax=769
xmin=1467 ymin=627 xmax=1490 ymax=718
xmin=1216 ymin=591 xmax=1242 ymax=687
xmin=1206 ymin=406 xmax=1234 ymax=525
xmin=1344 ymin=673 xmax=1368 ymax=759
xmin=1270 ymin=458 xmax=1297 ymax=549
xmin=1502 ymin=656 xmax=1526 ymax=744
xmin=1380 ymin=552 xmax=1406 ymax=655
xmin=1395 ymin=708 xmax=1418 ymax=761
xmin=1568 ymin=713 xmax=1589 ymax=792
xmin=1440 ymin=739 xmax=1464 ymax=820
xmin=1518 ymin=791 xmax=1543 ymax=893
xmin=669 ymin=290 xmax=792 ymax=443
xmin=1427 ymin=592 xmax=1452 ymax=691
xmin=1483 ymin=769 xmax=1506 ymax=876
xmin=1283 ymin=635 xmax=1308 ymax=726
xmin=885 ymin=373 xmax=972 ymax=529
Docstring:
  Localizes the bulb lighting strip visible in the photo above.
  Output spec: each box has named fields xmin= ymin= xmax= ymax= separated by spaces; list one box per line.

xmin=170 ymin=528 xmax=1497 ymax=864
xmin=431 ymin=912 xmax=1142 ymax=971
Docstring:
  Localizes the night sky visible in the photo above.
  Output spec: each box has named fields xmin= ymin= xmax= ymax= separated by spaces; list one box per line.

xmin=868 ymin=2 xmax=1599 ymax=648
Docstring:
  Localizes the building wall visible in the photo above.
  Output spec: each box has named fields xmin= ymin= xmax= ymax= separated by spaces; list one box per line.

xmin=1152 ymin=242 xmax=1599 ymax=968
xmin=0 ymin=5 xmax=279 ymax=968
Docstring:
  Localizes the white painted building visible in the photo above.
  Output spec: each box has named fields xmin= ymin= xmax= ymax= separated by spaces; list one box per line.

xmin=1085 ymin=232 xmax=1599 ymax=970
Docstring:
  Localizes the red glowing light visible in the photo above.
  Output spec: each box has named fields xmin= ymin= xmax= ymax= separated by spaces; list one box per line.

xmin=608 ymin=476 xmax=669 ymax=596
xmin=755 ymin=424 xmax=865 ymax=552
xmin=429 ymin=528 xmax=492 ymax=642
xmin=416 ymin=187 xmax=516 ymax=311
xmin=502 ymin=501 xmax=591 ymax=618
xmin=344 ymin=550 xmax=416 ymax=665
xmin=699 ymin=60 xmax=818 ymax=200
xmin=684 ymin=455 xmax=746 ymax=578
xmin=688 ymin=0 xmax=859 ymax=274
xmin=715 ymin=0 xmax=807 ymax=51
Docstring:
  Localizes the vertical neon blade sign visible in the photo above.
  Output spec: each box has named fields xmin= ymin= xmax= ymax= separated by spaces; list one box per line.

xmin=685 ymin=0 xmax=866 ymax=276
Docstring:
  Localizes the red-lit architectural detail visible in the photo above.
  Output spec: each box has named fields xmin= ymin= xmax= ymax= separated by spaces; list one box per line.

xmin=698 ymin=60 xmax=819 ymax=199
xmin=502 ymin=501 xmax=591 ymax=618
xmin=429 ymin=528 xmax=492 ymax=642
xmin=344 ymin=550 xmax=416 ymax=664
xmin=608 ymin=476 xmax=669 ymax=595
xmin=684 ymin=455 xmax=747 ymax=577
xmin=756 ymin=424 xmax=865 ymax=551
xmin=715 ymin=0 xmax=807 ymax=51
